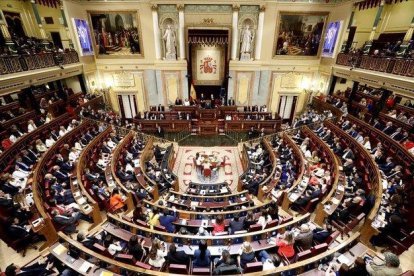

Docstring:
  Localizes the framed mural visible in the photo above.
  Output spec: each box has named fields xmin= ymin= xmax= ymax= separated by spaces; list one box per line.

xmin=322 ymin=21 xmax=343 ymax=58
xmin=191 ymin=45 xmax=225 ymax=86
xmin=72 ymin=18 xmax=94 ymax=56
xmin=88 ymin=11 xmax=143 ymax=57
xmin=274 ymin=12 xmax=328 ymax=57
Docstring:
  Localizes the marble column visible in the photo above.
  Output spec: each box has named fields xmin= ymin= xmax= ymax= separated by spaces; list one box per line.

xmin=152 ymin=5 xmax=162 ymax=60
xmin=0 ymin=11 xmax=11 ymax=41
xmin=30 ymin=0 xmax=47 ymax=39
xmin=254 ymin=6 xmax=265 ymax=60
xmin=178 ymin=5 xmax=185 ymax=60
xmin=60 ymin=4 xmax=73 ymax=48
xmin=368 ymin=0 xmax=385 ymax=41
xmin=231 ymin=5 xmax=239 ymax=60
xmin=404 ymin=19 xmax=414 ymax=41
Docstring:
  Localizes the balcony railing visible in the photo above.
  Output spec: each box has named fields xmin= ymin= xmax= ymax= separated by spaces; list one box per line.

xmin=0 ymin=50 xmax=80 ymax=75
xmin=336 ymin=53 xmax=414 ymax=77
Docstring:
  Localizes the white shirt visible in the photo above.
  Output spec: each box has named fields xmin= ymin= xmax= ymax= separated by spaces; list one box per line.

xmin=69 ymin=151 xmax=78 ymax=162
xmin=363 ymin=141 xmax=371 ymax=151
xmin=45 ymin=138 xmax=55 ymax=148
xmin=125 ymin=163 xmax=134 ymax=173
xmin=257 ymin=215 xmax=272 ymax=229
xmin=9 ymin=135 xmax=17 ymax=143
xmin=28 ymin=124 xmax=36 ymax=133
xmin=59 ymin=129 xmax=66 ymax=136
xmin=184 ymin=100 xmax=190 ymax=106
xmin=107 ymin=140 xmax=116 ymax=149
xmin=75 ymin=142 xmax=82 ymax=151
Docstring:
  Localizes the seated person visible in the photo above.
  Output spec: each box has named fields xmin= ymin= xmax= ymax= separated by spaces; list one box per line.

xmin=167 ymin=243 xmax=190 ymax=265
xmin=294 ymin=224 xmax=313 ymax=250
xmin=229 ymin=214 xmax=244 ymax=234
xmin=148 ymin=239 xmax=167 ymax=268
xmin=50 ymin=209 xmax=82 ymax=234
xmin=212 ymin=215 xmax=226 ymax=235
xmin=5 ymin=260 xmax=55 ymax=276
xmin=214 ymin=249 xmax=240 ymax=275
xmin=366 ymin=252 xmax=402 ymax=276
xmin=273 ymin=231 xmax=295 ymax=259
xmin=237 ymin=241 xmax=255 ymax=268
xmin=92 ymin=181 xmax=110 ymax=199
xmin=193 ymin=240 xmax=211 ymax=268
xmin=128 ymin=235 xmax=146 ymax=261
xmin=259 ymin=250 xmax=282 ymax=271
xmin=109 ymin=188 xmax=125 ymax=212
xmin=159 ymin=207 xmax=178 ymax=233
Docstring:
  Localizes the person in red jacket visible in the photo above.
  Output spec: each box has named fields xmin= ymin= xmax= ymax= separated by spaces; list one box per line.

xmin=385 ymin=95 xmax=395 ymax=109
xmin=212 ymin=214 xmax=225 ymax=235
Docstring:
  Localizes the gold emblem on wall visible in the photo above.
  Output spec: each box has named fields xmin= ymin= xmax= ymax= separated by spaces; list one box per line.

xmin=203 ymin=18 xmax=214 ymax=25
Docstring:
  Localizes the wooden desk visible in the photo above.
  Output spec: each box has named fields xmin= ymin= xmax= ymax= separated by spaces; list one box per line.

xmin=33 ymin=121 xmax=93 ymax=249
xmin=324 ymin=120 xmax=382 ymax=245
xmin=54 ymin=220 xmax=361 ymax=276
xmin=49 ymin=243 xmax=118 ymax=276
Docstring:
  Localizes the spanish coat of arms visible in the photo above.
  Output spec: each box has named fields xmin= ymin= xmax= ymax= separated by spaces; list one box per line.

xmin=199 ymin=56 xmax=217 ymax=74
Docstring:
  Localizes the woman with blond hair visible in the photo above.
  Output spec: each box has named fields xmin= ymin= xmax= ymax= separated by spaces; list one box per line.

xmin=148 ymin=239 xmax=167 ymax=268
xmin=362 ymin=136 xmax=371 ymax=151
xmin=276 ymin=231 xmax=295 ymax=259
xmin=237 ymin=241 xmax=255 ymax=268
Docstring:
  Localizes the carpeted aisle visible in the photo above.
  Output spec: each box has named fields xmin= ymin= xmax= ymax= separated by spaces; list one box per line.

xmin=173 ymin=146 xmax=243 ymax=193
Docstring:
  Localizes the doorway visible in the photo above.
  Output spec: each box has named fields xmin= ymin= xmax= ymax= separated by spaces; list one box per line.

xmin=278 ymin=95 xmax=298 ymax=124
xmin=50 ymin=32 xmax=63 ymax=49
xmin=118 ymin=94 xmax=138 ymax=119
xmin=3 ymin=11 xmax=25 ymax=38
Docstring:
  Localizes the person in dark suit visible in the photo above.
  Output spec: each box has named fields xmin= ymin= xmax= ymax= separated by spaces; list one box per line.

xmin=15 ymin=157 xmax=32 ymax=173
xmin=7 ymin=217 xmax=31 ymax=240
xmin=85 ymin=168 xmax=104 ymax=182
xmin=53 ymin=166 xmax=69 ymax=182
xmin=0 ymin=190 xmax=13 ymax=208
xmin=128 ymin=235 xmax=146 ymax=261
xmin=390 ymin=128 xmax=403 ymax=141
xmin=227 ymin=97 xmax=235 ymax=106
xmin=51 ymin=209 xmax=81 ymax=234
xmin=229 ymin=214 xmax=244 ymax=234
xmin=156 ymin=125 xmax=164 ymax=138
xmin=167 ymin=243 xmax=190 ymax=265
xmin=55 ymin=154 xmax=72 ymax=172
xmin=382 ymin=122 xmax=394 ymax=135
xmin=5 ymin=262 xmax=54 ymax=276
xmin=291 ymin=190 xmax=313 ymax=211
xmin=77 ymin=231 xmax=100 ymax=250
xmin=117 ymin=167 xmax=134 ymax=181
xmin=175 ymin=98 xmax=183 ymax=105
xmin=21 ymin=150 xmax=35 ymax=165
xmin=342 ymin=147 xmax=355 ymax=160
xmin=372 ymin=119 xmax=384 ymax=130
xmin=379 ymin=157 xmax=395 ymax=174
xmin=26 ymin=146 xmax=39 ymax=162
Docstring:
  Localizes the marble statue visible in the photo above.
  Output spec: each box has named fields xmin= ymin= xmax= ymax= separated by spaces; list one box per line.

xmin=240 ymin=25 xmax=254 ymax=60
xmin=163 ymin=24 xmax=176 ymax=60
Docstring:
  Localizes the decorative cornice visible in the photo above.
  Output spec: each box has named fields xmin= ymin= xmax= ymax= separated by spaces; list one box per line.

xmin=151 ymin=4 xmax=158 ymax=11
xmin=259 ymin=5 xmax=266 ymax=12
xmin=177 ymin=4 xmax=185 ymax=12
xmin=232 ymin=4 xmax=240 ymax=12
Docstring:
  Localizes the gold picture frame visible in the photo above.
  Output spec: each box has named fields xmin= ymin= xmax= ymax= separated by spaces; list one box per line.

xmin=273 ymin=11 xmax=329 ymax=59
xmin=87 ymin=10 xmax=144 ymax=59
